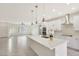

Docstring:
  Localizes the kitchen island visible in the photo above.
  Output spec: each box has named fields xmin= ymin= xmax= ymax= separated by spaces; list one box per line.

xmin=27 ymin=35 xmax=67 ymax=56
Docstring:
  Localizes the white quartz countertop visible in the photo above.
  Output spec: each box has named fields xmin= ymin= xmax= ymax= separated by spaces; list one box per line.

xmin=27 ymin=35 xmax=67 ymax=50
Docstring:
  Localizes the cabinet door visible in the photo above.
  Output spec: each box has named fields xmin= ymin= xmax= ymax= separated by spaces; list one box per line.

xmin=73 ymin=37 xmax=79 ymax=49
xmin=32 ymin=25 xmax=39 ymax=35
xmin=68 ymin=37 xmax=79 ymax=49
xmin=67 ymin=37 xmax=74 ymax=48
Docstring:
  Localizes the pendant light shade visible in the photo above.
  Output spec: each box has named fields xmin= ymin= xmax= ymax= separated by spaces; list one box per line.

xmin=65 ymin=14 xmax=71 ymax=24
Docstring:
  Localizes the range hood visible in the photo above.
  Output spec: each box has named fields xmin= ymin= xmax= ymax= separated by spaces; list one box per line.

xmin=61 ymin=14 xmax=74 ymax=36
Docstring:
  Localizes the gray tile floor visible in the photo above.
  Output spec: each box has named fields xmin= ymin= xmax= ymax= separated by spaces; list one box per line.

xmin=0 ymin=36 xmax=37 ymax=56
xmin=0 ymin=36 xmax=79 ymax=56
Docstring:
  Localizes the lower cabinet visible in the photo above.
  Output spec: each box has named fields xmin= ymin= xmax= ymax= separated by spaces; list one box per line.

xmin=68 ymin=37 xmax=79 ymax=50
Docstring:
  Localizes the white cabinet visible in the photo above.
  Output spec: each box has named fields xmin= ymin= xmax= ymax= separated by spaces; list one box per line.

xmin=8 ymin=24 xmax=19 ymax=36
xmin=28 ymin=35 xmax=67 ymax=56
xmin=68 ymin=37 xmax=79 ymax=50
xmin=31 ymin=24 xmax=39 ymax=35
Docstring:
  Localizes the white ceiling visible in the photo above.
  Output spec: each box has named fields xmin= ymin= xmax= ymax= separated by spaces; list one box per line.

xmin=0 ymin=3 xmax=79 ymax=24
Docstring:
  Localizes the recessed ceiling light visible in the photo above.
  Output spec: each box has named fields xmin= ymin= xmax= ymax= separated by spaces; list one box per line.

xmin=66 ymin=3 xmax=70 ymax=5
xmin=71 ymin=7 xmax=76 ymax=10
xmin=52 ymin=9 xmax=56 ymax=12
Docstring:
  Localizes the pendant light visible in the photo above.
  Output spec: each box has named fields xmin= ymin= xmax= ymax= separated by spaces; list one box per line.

xmin=31 ymin=10 xmax=34 ymax=25
xmin=65 ymin=13 xmax=71 ymax=24
xmin=35 ymin=5 xmax=38 ymax=24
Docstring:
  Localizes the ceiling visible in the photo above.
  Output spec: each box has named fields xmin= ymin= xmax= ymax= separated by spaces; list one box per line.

xmin=0 ymin=3 xmax=79 ymax=24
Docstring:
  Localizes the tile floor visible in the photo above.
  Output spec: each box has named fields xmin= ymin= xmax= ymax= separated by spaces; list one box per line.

xmin=0 ymin=36 xmax=79 ymax=56
xmin=0 ymin=36 xmax=37 ymax=56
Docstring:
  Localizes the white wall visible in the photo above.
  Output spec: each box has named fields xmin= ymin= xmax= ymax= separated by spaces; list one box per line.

xmin=73 ymin=15 xmax=79 ymax=30
xmin=0 ymin=22 xmax=9 ymax=37
xmin=45 ymin=18 xmax=65 ymax=31
xmin=45 ymin=15 xmax=79 ymax=31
